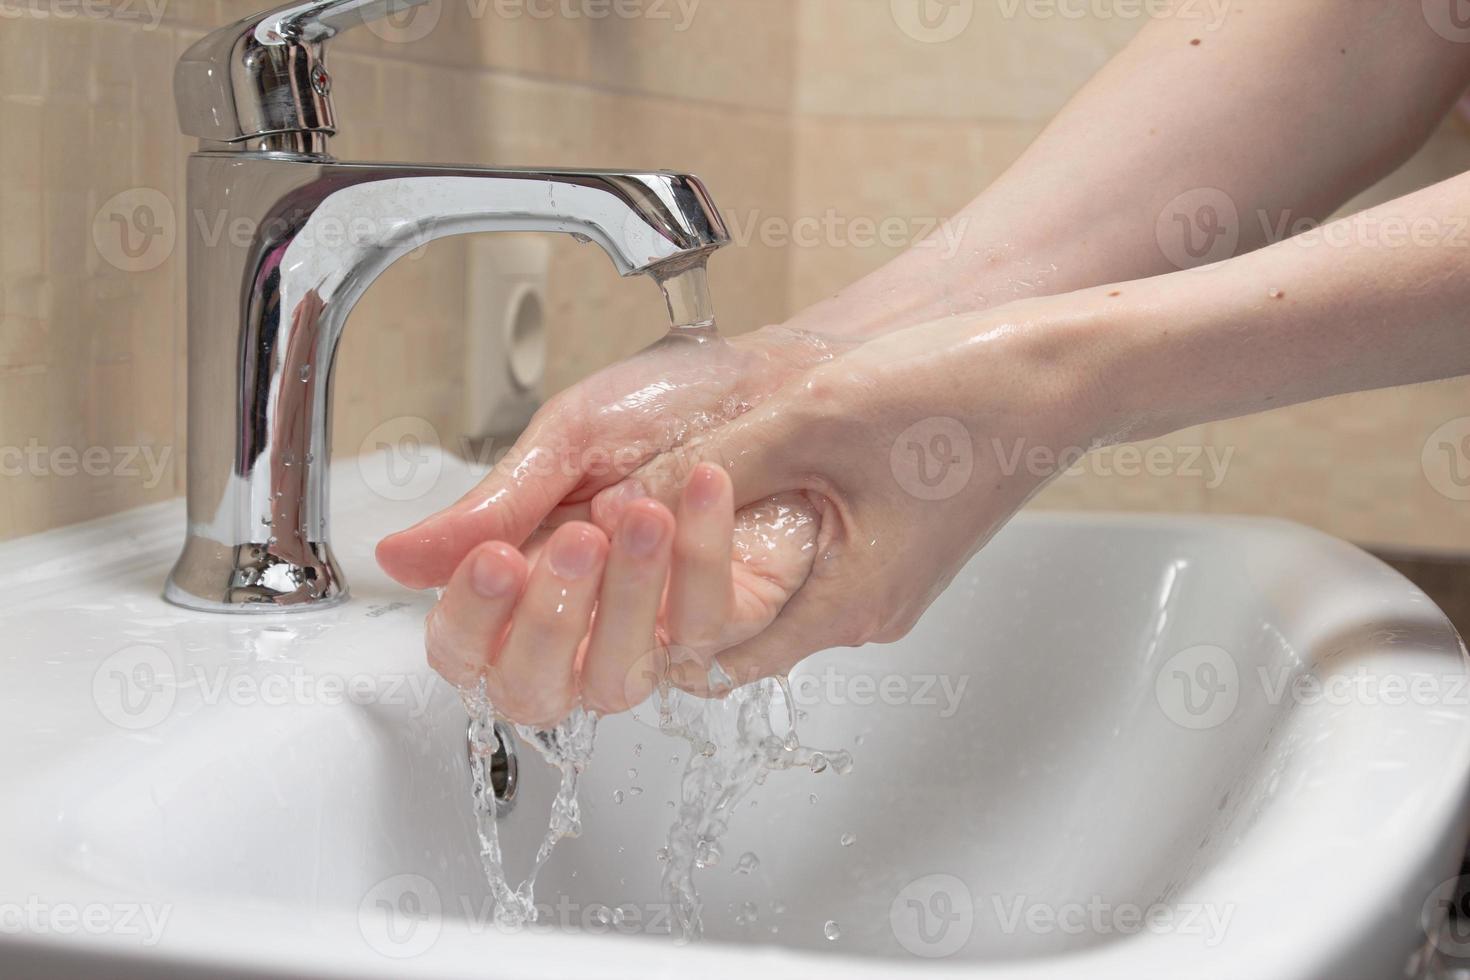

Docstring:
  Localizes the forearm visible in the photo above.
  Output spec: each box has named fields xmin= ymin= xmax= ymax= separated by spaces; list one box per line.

xmin=1047 ymin=169 xmax=1470 ymax=445
xmin=791 ymin=0 xmax=1470 ymax=340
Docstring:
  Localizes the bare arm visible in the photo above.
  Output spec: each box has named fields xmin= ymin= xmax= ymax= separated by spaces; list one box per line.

xmin=580 ymin=167 xmax=1470 ymax=682
xmin=376 ymin=0 xmax=1470 ymax=592
xmin=1074 ymin=169 xmax=1470 ymax=442
xmin=792 ymin=0 xmax=1470 ymax=338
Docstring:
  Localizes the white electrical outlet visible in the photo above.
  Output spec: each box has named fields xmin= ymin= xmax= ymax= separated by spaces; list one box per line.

xmin=463 ymin=235 xmax=550 ymax=439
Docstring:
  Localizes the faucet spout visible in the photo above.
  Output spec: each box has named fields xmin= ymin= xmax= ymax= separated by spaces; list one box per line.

xmin=163 ymin=155 xmax=730 ymax=612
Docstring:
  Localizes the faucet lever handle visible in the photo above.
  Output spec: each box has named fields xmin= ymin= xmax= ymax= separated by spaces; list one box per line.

xmin=175 ymin=0 xmax=433 ymax=150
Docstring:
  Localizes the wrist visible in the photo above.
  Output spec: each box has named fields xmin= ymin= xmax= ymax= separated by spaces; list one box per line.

xmin=949 ymin=288 xmax=1163 ymax=452
xmin=990 ymin=273 xmax=1241 ymax=451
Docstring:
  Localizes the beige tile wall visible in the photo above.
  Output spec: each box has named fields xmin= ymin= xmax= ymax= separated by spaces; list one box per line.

xmin=2 ymin=0 xmax=1467 ymax=554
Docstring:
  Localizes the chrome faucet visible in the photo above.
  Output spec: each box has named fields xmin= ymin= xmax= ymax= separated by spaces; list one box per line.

xmin=164 ymin=0 xmax=731 ymax=613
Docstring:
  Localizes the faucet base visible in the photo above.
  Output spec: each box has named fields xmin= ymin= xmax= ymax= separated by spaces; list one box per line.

xmin=163 ymin=534 xmax=348 ymax=613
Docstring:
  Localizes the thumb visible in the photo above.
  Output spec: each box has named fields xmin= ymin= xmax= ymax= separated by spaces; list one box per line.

xmin=376 ymin=425 xmax=581 ymax=590
xmin=589 ymin=397 xmax=808 ymax=533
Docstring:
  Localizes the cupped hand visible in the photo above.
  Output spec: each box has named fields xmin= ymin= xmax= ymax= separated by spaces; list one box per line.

xmin=376 ymin=325 xmax=848 ymax=590
xmin=588 ymin=306 xmax=1100 ymax=687
xmin=424 ymin=463 xmax=821 ymax=726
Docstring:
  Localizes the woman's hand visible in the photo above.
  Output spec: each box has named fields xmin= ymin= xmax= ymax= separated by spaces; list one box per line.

xmin=376 ymin=326 xmax=848 ymax=591
xmin=423 ymin=464 xmax=820 ymax=726
xmin=589 ymin=306 xmax=1103 ymax=687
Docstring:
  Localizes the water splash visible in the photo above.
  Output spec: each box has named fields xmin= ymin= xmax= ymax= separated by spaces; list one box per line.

xmin=463 ymin=681 xmax=598 ymax=927
xmin=653 ymin=666 xmax=853 ymax=943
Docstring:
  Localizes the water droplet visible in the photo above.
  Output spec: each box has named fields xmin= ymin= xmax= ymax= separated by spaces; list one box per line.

xmin=840 ymin=832 xmax=856 ymax=847
xmin=694 ymin=838 xmax=721 ymax=869
xmin=627 ymin=767 xmax=638 ymax=779
xmin=809 ymin=793 xmax=818 ymax=805
xmin=823 ymin=920 xmax=841 ymax=941
xmin=613 ymin=789 xmax=624 ymax=804
xmin=733 ymin=852 xmax=760 ymax=875
xmin=629 ymin=786 xmax=644 ymax=796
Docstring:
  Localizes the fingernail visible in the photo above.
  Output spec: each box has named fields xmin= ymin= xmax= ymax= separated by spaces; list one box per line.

xmin=549 ymin=526 xmax=602 ymax=580
xmin=686 ymin=465 xmax=723 ymax=511
xmin=471 ymin=548 xmax=517 ymax=598
xmin=598 ymin=479 xmax=646 ymax=522
xmin=622 ymin=509 xmax=667 ymax=559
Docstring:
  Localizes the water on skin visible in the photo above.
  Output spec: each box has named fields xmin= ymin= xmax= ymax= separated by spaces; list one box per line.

xmin=458 ymin=271 xmax=853 ymax=937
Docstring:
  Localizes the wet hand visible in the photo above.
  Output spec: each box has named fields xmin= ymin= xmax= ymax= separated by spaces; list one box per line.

xmin=423 ymin=464 xmax=819 ymax=726
xmin=376 ymin=327 xmax=846 ymax=591
xmin=589 ymin=307 xmax=1099 ymax=686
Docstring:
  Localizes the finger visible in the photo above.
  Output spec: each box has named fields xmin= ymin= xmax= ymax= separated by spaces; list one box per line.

xmin=589 ymin=399 xmax=805 ymax=532
xmin=424 ymin=542 xmax=529 ymax=689
xmin=667 ymin=586 xmax=838 ymax=696
xmin=666 ymin=464 xmax=735 ymax=658
xmin=488 ymin=522 xmax=608 ymax=727
xmin=580 ymin=500 xmax=676 ymax=715
xmin=376 ymin=418 xmax=584 ymax=590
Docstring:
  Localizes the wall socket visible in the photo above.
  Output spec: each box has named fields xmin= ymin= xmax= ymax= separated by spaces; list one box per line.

xmin=462 ymin=235 xmax=550 ymax=440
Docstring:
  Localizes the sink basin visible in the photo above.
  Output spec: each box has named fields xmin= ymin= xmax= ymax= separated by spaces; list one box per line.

xmin=2 ymin=450 xmax=1468 ymax=979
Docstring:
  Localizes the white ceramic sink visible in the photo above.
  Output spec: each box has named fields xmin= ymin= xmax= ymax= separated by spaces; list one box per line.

xmin=2 ymin=451 xmax=1468 ymax=979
